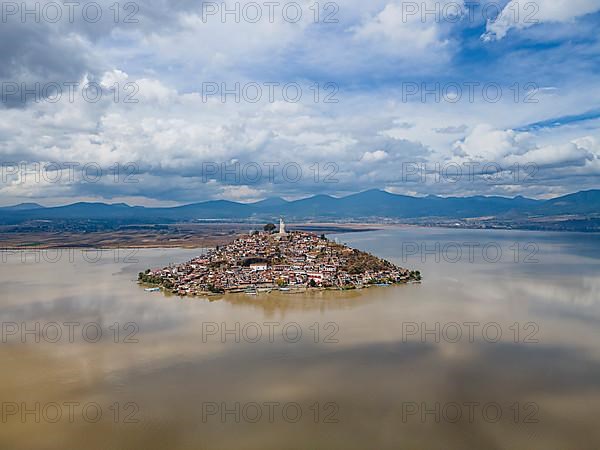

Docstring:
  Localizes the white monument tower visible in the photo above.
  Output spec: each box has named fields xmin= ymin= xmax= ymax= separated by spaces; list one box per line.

xmin=279 ymin=217 xmax=287 ymax=236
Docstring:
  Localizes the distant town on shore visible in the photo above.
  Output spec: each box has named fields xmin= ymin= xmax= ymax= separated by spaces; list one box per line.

xmin=139 ymin=219 xmax=421 ymax=296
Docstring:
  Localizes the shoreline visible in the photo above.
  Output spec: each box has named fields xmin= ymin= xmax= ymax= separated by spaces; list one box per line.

xmin=2 ymin=223 xmax=598 ymax=251
xmin=0 ymin=223 xmax=384 ymax=250
xmin=139 ymin=279 xmax=421 ymax=298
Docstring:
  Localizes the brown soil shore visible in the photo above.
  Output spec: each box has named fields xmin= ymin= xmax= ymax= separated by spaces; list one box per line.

xmin=0 ymin=223 xmax=384 ymax=249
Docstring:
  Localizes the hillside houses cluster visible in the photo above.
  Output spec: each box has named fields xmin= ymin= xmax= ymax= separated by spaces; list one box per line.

xmin=141 ymin=230 xmax=418 ymax=296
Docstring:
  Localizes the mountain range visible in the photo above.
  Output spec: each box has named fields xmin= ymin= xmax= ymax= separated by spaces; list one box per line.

xmin=0 ymin=189 xmax=598 ymax=225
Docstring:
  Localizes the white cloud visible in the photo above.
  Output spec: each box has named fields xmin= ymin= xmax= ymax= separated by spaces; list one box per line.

xmin=3 ymin=71 xmax=600 ymax=204
xmin=219 ymin=185 xmax=266 ymax=202
xmin=451 ymin=124 xmax=599 ymax=169
xmin=482 ymin=0 xmax=600 ymax=41
xmin=361 ymin=150 xmax=389 ymax=162
xmin=352 ymin=0 xmax=461 ymax=61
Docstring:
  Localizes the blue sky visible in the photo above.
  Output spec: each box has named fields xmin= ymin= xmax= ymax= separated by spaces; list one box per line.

xmin=1 ymin=0 xmax=599 ymax=205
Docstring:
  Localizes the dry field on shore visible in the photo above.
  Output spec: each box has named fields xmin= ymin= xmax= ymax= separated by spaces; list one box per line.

xmin=0 ymin=223 xmax=380 ymax=249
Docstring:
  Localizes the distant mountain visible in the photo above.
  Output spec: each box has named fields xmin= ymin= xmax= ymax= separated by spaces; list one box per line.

xmin=252 ymin=197 xmax=289 ymax=209
xmin=281 ymin=194 xmax=340 ymax=218
xmin=169 ymin=200 xmax=253 ymax=219
xmin=0 ymin=202 xmax=45 ymax=211
xmin=531 ymin=190 xmax=600 ymax=215
xmin=0 ymin=190 xmax=598 ymax=226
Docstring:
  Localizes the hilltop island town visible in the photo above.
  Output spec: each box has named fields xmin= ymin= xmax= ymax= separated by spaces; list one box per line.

xmin=139 ymin=219 xmax=421 ymax=296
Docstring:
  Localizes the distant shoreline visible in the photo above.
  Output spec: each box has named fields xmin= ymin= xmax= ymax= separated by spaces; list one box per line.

xmin=1 ymin=222 xmax=598 ymax=250
xmin=0 ymin=223 xmax=383 ymax=250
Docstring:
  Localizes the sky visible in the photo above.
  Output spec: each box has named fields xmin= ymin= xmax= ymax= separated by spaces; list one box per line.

xmin=1 ymin=0 xmax=600 ymax=206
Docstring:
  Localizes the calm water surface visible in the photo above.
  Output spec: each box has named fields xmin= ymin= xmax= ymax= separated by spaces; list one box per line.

xmin=1 ymin=228 xmax=600 ymax=449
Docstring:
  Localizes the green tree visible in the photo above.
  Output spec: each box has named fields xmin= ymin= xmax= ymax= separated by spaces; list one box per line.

xmin=264 ymin=223 xmax=276 ymax=233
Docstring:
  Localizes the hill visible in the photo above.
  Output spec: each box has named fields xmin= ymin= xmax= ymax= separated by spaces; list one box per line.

xmin=0 ymin=190 xmax=598 ymax=229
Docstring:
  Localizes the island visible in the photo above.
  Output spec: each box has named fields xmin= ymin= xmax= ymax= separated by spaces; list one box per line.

xmin=138 ymin=219 xmax=421 ymax=296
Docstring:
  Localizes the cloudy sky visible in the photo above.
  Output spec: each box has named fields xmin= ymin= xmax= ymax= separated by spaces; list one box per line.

xmin=1 ymin=0 xmax=600 ymax=206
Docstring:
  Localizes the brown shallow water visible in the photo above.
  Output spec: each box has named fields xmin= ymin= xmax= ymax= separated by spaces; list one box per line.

xmin=1 ymin=228 xmax=600 ymax=449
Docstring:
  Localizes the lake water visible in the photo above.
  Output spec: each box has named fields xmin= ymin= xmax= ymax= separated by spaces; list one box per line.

xmin=1 ymin=228 xmax=599 ymax=449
